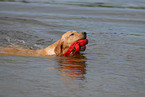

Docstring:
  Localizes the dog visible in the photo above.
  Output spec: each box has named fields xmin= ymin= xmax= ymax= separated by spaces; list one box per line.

xmin=0 ymin=31 xmax=87 ymax=56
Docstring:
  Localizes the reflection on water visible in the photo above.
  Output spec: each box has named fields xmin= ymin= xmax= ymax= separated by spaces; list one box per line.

xmin=56 ymin=56 xmax=87 ymax=81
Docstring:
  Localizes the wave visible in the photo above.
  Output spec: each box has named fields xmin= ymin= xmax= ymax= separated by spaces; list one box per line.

xmin=0 ymin=30 xmax=50 ymax=49
xmin=1 ymin=0 xmax=145 ymax=9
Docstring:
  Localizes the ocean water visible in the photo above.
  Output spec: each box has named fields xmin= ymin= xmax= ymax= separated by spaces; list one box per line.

xmin=0 ymin=0 xmax=145 ymax=97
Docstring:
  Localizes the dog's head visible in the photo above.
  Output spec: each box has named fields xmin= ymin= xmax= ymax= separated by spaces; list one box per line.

xmin=54 ymin=31 xmax=87 ymax=55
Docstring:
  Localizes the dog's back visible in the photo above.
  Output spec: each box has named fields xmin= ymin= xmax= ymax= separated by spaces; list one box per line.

xmin=0 ymin=46 xmax=40 ymax=56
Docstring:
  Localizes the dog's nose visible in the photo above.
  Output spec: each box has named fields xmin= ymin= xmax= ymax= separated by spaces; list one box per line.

xmin=82 ymin=32 xmax=87 ymax=38
xmin=82 ymin=32 xmax=86 ymax=36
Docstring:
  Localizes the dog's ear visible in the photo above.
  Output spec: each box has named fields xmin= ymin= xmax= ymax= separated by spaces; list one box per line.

xmin=54 ymin=40 xmax=63 ymax=56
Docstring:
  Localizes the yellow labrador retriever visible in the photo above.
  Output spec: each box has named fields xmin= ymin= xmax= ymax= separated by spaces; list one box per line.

xmin=0 ymin=31 xmax=87 ymax=56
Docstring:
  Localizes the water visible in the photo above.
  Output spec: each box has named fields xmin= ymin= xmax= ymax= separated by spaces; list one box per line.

xmin=0 ymin=0 xmax=145 ymax=97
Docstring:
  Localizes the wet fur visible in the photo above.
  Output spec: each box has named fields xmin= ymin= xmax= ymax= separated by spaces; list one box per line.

xmin=0 ymin=31 xmax=86 ymax=56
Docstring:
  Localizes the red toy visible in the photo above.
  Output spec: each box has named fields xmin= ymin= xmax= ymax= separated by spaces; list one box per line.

xmin=61 ymin=39 xmax=88 ymax=56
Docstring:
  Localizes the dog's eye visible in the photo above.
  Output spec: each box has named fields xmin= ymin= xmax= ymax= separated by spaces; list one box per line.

xmin=70 ymin=33 xmax=74 ymax=36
